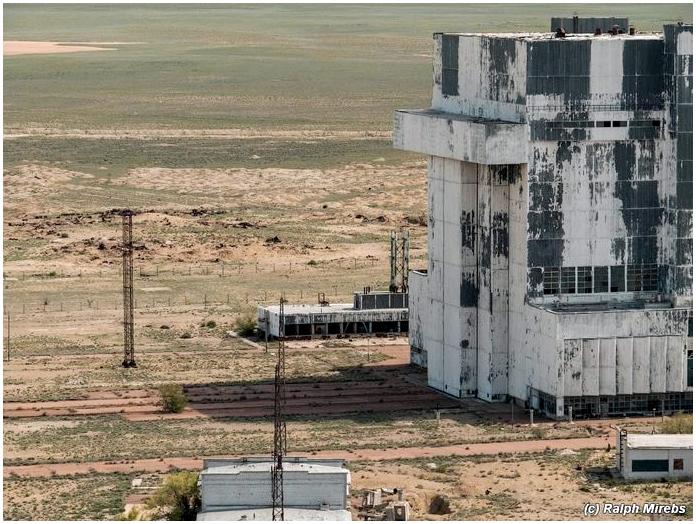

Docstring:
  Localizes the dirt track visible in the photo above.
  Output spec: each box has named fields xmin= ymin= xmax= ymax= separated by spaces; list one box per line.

xmin=3 ymin=435 xmax=613 ymax=478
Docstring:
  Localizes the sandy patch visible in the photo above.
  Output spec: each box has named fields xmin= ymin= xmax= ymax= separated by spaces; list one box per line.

xmin=4 ymin=41 xmax=119 ymax=56
xmin=3 ymin=127 xmax=391 ymax=140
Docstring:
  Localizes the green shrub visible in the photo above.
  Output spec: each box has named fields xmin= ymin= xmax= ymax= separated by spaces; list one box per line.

xmin=159 ymin=384 xmax=187 ymax=414
xmin=234 ymin=315 xmax=257 ymax=337
xmin=662 ymin=412 xmax=692 ymax=434
xmin=146 ymin=471 xmax=200 ymax=521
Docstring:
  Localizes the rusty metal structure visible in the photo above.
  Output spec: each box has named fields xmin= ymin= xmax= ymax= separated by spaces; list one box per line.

xmin=389 ymin=230 xmax=410 ymax=293
xmin=271 ymin=296 xmax=287 ymax=520
xmin=121 ymin=210 xmax=136 ymax=368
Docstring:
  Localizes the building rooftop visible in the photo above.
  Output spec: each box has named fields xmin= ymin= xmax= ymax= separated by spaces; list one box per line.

xmin=626 ymin=434 xmax=693 ymax=450
xmin=197 ymin=508 xmax=352 ymax=521
xmin=437 ymin=31 xmax=664 ymax=41
xmin=531 ymin=300 xmax=689 ymax=315
xmin=260 ymin=302 xmax=405 ymax=315
xmin=201 ymin=461 xmax=348 ymax=476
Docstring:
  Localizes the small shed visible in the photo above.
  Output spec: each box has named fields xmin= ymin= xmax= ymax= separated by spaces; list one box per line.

xmin=617 ymin=431 xmax=693 ymax=480
xmin=197 ymin=457 xmax=351 ymax=521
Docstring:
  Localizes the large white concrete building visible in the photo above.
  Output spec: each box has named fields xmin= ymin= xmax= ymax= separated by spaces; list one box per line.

xmin=395 ymin=18 xmax=693 ymax=418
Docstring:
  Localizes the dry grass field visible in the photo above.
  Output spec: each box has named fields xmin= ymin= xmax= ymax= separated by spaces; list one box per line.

xmin=3 ymin=3 xmax=693 ymax=521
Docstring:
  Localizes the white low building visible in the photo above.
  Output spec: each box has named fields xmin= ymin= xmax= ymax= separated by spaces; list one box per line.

xmin=197 ymin=457 xmax=352 ymax=521
xmin=617 ymin=432 xmax=693 ymax=480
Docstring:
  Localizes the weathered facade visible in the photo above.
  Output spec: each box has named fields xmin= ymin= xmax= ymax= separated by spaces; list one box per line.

xmin=395 ymin=19 xmax=693 ymax=418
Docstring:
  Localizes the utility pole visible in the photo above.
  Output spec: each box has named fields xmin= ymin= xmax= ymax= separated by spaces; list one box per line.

xmin=121 ymin=210 xmax=136 ymax=368
xmin=271 ymin=296 xmax=287 ymax=521
xmin=5 ymin=311 xmax=10 ymax=362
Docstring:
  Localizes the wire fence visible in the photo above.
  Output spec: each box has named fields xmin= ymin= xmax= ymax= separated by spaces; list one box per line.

xmin=3 ymin=285 xmax=381 ymax=316
xmin=3 ymin=257 xmax=393 ymax=282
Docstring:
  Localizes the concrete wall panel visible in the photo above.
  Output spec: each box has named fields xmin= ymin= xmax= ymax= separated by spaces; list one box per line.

xmin=633 ymin=337 xmax=651 ymax=394
xmin=599 ymin=337 xmax=617 ymax=395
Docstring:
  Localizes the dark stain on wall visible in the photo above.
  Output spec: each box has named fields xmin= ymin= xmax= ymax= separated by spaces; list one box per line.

xmin=491 ymin=211 xmax=509 ymax=258
xmin=461 ymin=210 xmax=477 ymax=252
xmin=487 ymin=37 xmax=521 ymax=104
xmin=460 ymin=271 xmax=479 ymax=307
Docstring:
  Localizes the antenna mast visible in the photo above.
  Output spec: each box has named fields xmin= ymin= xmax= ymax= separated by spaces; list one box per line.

xmin=271 ymin=296 xmax=287 ymax=520
xmin=121 ymin=210 xmax=136 ymax=368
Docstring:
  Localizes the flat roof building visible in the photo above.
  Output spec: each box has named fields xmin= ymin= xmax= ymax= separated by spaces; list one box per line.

xmin=617 ymin=431 xmax=693 ymax=480
xmin=394 ymin=18 xmax=693 ymax=418
xmin=257 ymin=291 xmax=408 ymax=339
xmin=197 ymin=457 xmax=351 ymax=521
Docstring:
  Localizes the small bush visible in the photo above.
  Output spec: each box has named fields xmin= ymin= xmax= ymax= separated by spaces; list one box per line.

xmin=159 ymin=384 xmax=187 ymax=413
xmin=205 ymin=320 xmax=216 ymax=328
xmin=662 ymin=412 xmax=692 ymax=434
xmin=307 ymin=259 xmax=318 ymax=266
xmin=234 ymin=315 xmax=257 ymax=337
xmin=531 ymin=427 xmax=547 ymax=439
xmin=179 ymin=332 xmax=192 ymax=339
xmin=146 ymin=471 xmax=200 ymax=520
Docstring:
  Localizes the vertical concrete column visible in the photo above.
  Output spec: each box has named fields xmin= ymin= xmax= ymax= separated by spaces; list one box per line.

xmin=426 ymin=157 xmax=446 ymax=392
xmin=459 ymin=162 xmax=479 ymax=396
xmin=476 ymin=165 xmax=511 ymax=401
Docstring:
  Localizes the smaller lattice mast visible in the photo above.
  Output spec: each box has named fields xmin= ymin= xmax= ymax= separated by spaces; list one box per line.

xmin=121 ymin=210 xmax=136 ymax=368
xmin=389 ymin=230 xmax=410 ymax=293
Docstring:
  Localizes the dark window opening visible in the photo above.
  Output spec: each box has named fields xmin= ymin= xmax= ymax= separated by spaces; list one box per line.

xmin=688 ymin=350 xmax=693 ymax=388
xmin=597 ymin=121 xmax=612 ymax=128
xmin=632 ymin=459 xmax=669 ymax=472
xmin=612 ymin=121 xmax=628 ymax=127
xmin=594 ymin=266 xmax=609 ymax=293
xmin=611 ymin=266 xmax=625 ymax=292
xmin=561 ymin=267 xmax=576 ymax=294
xmin=441 ymin=35 xmax=459 ymax=97
xmin=543 ymin=267 xmax=560 ymax=295
xmin=578 ymin=266 xmax=593 ymax=293
xmin=674 ymin=458 xmax=684 ymax=471
xmin=627 ymin=265 xmax=642 ymax=291
xmin=642 ymin=264 xmax=658 ymax=291
xmin=652 ymin=120 xmax=661 ymax=127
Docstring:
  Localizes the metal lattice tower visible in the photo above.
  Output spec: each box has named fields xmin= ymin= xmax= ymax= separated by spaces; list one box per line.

xmin=389 ymin=230 xmax=410 ymax=293
xmin=121 ymin=210 xmax=136 ymax=368
xmin=271 ymin=296 xmax=287 ymax=521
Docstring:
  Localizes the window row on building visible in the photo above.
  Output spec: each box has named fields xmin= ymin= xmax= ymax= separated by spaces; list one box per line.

xmin=545 ymin=119 xmax=660 ymax=129
xmin=539 ymin=264 xmax=658 ymax=295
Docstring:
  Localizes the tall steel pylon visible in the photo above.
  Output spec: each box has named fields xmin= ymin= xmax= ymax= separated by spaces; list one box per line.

xmin=271 ymin=296 xmax=287 ymax=521
xmin=389 ymin=229 xmax=410 ymax=293
xmin=121 ymin=210 xmax=136 ymax=368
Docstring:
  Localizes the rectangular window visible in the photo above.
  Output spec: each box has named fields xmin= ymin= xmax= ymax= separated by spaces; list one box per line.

xmin=612 ymin=121 xmax=628 ymax=127
xmin=642 ymin=264 xmax=658 ymax=291
xmin=561 ymin=267 xmax=576 ymax=294
xmin=632 ymin=459 xmax=669 ymax=472
xmin=543 ymin=267 xmax=559 ymax=295
xmin=594 ymin=266 xmax=609 ymax=293
xmin=688 ymin=350 xmax=693 ymax=388
xmin=627 ymin=265 xmax=642 ymax=291
xmin=597 ymin=121 xmax=612 ymax=128
xmin=577 ymin=266 xmax=593 ymax=293
xmin=611 ymin=266 xmax=625 ymax=292
xmin=441 ymin=35 xmax=459 ymax=97
xmin=674 ymin=458 xmax=684 ymax=471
